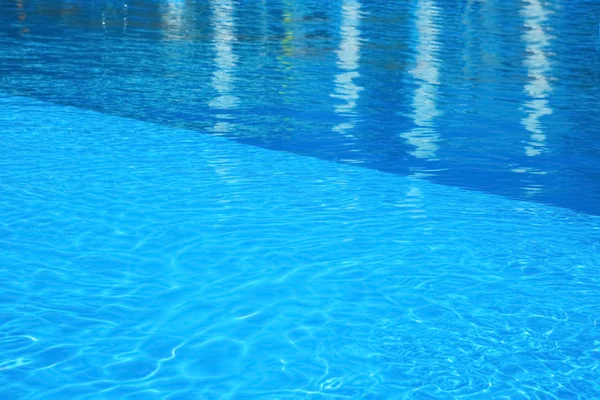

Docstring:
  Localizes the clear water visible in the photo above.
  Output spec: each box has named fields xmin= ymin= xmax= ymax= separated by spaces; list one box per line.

xmin=1 ymin=0 xmax=599 ymax=398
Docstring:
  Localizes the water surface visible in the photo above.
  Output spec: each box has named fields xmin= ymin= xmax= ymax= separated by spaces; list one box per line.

xmin=1 ymin=0 xmax=599 ymax=214
xmin=1 ymin=1 xmax=600 ymax=399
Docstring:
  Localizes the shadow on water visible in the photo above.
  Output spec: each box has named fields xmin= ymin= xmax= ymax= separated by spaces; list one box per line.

xmin=0 ymin=0 xmax=599 ymax=215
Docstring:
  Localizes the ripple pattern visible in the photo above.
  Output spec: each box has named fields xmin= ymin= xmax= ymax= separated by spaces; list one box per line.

xmin=1 ymin=95 xmax=599 ymax=398
xmin=0 ymin=0 xmax=598 ymax=214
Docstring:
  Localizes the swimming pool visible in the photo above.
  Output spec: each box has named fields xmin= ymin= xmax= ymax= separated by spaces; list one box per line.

xmin=1 ymin=0 xmax=599 ymax=398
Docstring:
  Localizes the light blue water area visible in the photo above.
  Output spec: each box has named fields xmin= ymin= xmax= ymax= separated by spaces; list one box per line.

xmin=1 ymin=94 xmax=600 ymax=398
xmin=1 ymin=0 xmax=600 ymax=398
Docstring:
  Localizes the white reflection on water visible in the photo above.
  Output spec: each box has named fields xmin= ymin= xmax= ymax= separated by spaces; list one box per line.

xmin=162 ymin=0 xmax=186 ymax=40
xmin=331 ymin=0 xmax=363 ymax=138
xmin=401 ymin=0 xmax=442 ymax=161
xmin=521 ymin=0 xmax=553 ymax=157
xmin=123 ymin=3 xmax=128 ymax=33
xmin=209 ymin=0 xmax=238 ymax=133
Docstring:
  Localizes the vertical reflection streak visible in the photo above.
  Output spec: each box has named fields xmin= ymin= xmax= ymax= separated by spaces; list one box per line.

xmin=521 ymin=0 xmax=553 ymax=157
xmin=16 ymin=0 xmax=29 ymax=33
xmin=209 ymin=0 xmax=238 ymax=134
xmin=279 ymin=0 xmax=294 ymax=67
xmin=461 ymin=0 xmax=475 ymax=80
xmin=331 ymin=0 xmax=362 ymax=138
xmin=162 ymin=0 xmax=186 ymax=40
xmin=401 ymin=0 xmax=442 ymax=161
xmin=123 ymin=3 xmax=128 ymax=34
xmin=102 ymin=5 xmax=107 ymax=34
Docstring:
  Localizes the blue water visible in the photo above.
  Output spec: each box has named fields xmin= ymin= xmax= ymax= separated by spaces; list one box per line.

xmin=1 ymin=0 xmax=600 ymax=398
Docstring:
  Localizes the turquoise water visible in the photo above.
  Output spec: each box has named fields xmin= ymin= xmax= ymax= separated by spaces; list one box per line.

xmin=2 ymin=95 xmax=600 ymax=398
xmin=1 ymin=0 xmax=600 ymax=398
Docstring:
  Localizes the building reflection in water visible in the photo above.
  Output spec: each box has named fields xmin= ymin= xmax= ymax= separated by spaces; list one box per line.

xmin=16 ymin=0 xmax=26 ymax=20
xmin=209 ymin=0 xmax=238 ymax=134
xmin=520 ymin=0 xmax=553 ymax=158
xmin=16 ymin=0 xmax=30 ymax=33
xmin=123 ymin=2 xmax=128 ymax=34
xmin=276 ymin=0 xmax=295 ymax=91
xmin=282 ymin=0 xmax=295 ymax=59
xmin=401 ymin=0 xmax=442 ymax=161
xmin=99 ymin=0 xmax=131 ymax=35
xmin=162 ymin=0 xmax=186 ymax=39
xmin=330 ymin=0 xmax=363 ymax=138
xmin=510 ymin=0 xmax=553 ymax=196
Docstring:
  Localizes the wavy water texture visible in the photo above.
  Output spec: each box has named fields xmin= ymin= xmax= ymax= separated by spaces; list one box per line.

xmin=0 ymin=0 xmax=598 ymax=214
xmin=1 ymin=95 xmax=599 ymax=398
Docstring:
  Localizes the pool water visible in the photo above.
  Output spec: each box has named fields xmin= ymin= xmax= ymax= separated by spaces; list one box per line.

xmin=1 ymin=0 xmax=599 ymax=398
